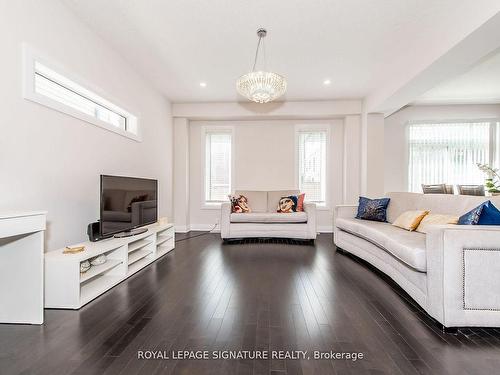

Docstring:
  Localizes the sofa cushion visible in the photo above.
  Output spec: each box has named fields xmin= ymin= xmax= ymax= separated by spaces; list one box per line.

xmin=231 ymin=212 xmax=307 ymax=223
xmin=234 ymin=190 xmax=267 ymax=212
xmin=267 ymin=190 xmax=300 ymax=212
xmin=385 ymin=192 xmax=423 ymax=223
xmin=336 ymin=217 xmax=427 ymax=272
xmin=385 ymin=192 xmax=500 ymax=224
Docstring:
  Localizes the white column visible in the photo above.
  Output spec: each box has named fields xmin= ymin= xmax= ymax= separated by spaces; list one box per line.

xmin=173 ymin=118 xmax=190 ymax=232
xmin=361 ymin=113 xmax=385 ymax=197
xmin=343 ymin=115 xmax=362 ymax=204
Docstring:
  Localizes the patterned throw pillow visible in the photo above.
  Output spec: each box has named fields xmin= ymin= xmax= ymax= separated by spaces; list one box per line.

xmin=277 ymin=196 xmax=298 ymax=213
xmin=355 ymin=196 xmax=390 ymax=222
xmin=228 ymin=195 xmax=251 ymax=213
xmin=296 ymin=193 xmax=305 ymax=212
xmin=458 ymin=203 xmax=485 ymax=225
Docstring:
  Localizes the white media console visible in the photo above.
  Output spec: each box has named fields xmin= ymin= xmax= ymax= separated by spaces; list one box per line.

xmin=45 ymin=222 xmax=174 ymax=309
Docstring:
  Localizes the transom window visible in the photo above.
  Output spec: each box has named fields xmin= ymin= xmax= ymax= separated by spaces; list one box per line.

xmin=296 ymin=129 xmax=327 ymax=205
xmin=408 ymin=120 xmax=499 ymax=192
xmin=204 ymin=129 xmax=232 ymax=203
xmin=23 ymin=47 xmax=139 ymax=140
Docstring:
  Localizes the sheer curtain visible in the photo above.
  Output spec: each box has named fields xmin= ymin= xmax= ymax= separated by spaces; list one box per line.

xmin=408 ymin=121 xmax=494 ymax=193
xmin=205 ymin=131 xmax=232 ymax=202
xmin=297 ymin=130 xmax=327 ymax=203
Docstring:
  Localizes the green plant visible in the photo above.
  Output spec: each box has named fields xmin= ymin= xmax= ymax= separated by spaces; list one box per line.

xmin=477 ymin=163 xmax=500 ymax=193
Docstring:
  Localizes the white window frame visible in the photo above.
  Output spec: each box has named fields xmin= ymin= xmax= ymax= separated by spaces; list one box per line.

xmin=22 ymin=45 xmax=141 ymax=142
xmin=406 ymin=118 xmax=499 ymax=192
xmin=295 ymin=124 xmax=330 ymax=209
xmin=201 ymin=125 xmax=235 ymax=209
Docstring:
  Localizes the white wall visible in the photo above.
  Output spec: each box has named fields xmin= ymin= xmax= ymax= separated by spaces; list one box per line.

xmin=384 ymin=104 xmax=500 ymax=192
xmin=187 ymin=119 xmax=344 ymax=231
xmin=0 ymin=1 xmax=173 ymax=251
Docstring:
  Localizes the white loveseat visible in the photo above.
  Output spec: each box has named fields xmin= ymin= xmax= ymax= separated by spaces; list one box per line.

xmin=221 ymin=190 xmax=317 ymax=241
xmin=334 ymin=192 xmax=500 ymax=328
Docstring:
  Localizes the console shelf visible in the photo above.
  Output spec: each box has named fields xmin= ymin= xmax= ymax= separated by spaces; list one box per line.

xmin=45 ymin=222 xmax=175 ymax=309
xmin=156 ymin=235 xmax=172 ymax=246
xmin=156 ymin=227 xmax=175 ymax=258
xmin=128 ymin=248 xmax=153 ymax=265
xmin=128 ymin=258 xmax=154 ymax=275
xmin=80 ymin=259 xmax=123 ymax=283
xmin=80 ymin=275 xmax=123 ymax=306
xmin=128 ymin=238 xmax=153 ymax=253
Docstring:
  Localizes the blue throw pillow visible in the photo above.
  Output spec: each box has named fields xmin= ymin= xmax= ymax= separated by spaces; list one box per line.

xmin=458 ymin=203 xmax=485 ymax=225
xmin=356 ymin=196 xmax=390 ymax=222
xmin=478 ymin=201 xmax=500 ymax=225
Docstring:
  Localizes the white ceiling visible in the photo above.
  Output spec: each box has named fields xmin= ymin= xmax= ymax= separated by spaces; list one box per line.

xmin=416 ymin=49 xmax=500 ymax=105
xmin=61 ymin=0 xmax=500 ymax=103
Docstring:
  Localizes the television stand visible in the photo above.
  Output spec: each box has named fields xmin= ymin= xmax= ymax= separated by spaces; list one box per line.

xmin=114 ymin=227 xmax=148 ymax=238
xmin=45 ymin=222 xmax=175 ymax=309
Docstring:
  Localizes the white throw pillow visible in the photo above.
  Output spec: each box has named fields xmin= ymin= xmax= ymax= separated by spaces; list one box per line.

xmin=416 ymin=214 xmax=458 ymax=234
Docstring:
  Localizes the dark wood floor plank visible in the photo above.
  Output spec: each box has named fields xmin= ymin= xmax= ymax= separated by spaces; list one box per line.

xmin=0 ymin=233 xmax=498 ymax=375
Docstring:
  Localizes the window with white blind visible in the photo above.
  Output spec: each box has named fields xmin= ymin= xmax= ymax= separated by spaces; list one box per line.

xmin=296 ymin=129 xmax=328 ymax=205
xmin=23 ymin=47 xmax=139 ymax=140
xmin=408 ymin=121 xmax=499 ymax=192
xmin=204 ymin=129 xmax=233 ymax=203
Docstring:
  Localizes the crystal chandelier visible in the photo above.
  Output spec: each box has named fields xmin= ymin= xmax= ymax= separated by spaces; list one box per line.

xmin=236 ymin=28 xmax=287 ymax=103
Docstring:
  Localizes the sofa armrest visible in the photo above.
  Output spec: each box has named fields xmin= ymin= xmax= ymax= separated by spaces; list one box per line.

xmin=220 ymin=202 xmax=232 ymax=239
xmin=426 ymin=225 xmax=500 ymax=327
xmin=334 ymin=205 xmax=358 ymax=220
xmin=303 ymin=202 xmax=317 ymax=239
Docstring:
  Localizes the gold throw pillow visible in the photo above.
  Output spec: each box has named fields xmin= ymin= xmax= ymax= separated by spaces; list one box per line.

xmin=392 ymin=210 xmax=429 ymax=231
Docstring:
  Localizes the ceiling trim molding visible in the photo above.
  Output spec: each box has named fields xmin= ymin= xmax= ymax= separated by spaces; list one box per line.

xmin=412 ymin=98 xmax=500 ymax=106
xmin=172 ymin=100 xmax=363 ymax=120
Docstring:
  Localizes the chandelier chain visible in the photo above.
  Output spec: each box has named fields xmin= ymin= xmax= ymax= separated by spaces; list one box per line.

xmin=252 ymin=35 xmax=263 ymax=71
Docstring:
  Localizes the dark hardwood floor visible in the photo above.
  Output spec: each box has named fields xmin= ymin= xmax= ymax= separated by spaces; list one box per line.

xmin=1 ymin=233 xmax=500 ymax=375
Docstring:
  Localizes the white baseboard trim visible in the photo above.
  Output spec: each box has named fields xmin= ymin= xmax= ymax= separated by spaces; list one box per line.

xmin=174 ymin=225 xmax=190 ymax=233
xmin=175 ymin=224 xmax=221 ymax=233
xmin=177 ymin=224 xmax=332 ymax=234
xmin=190 ymin=224 xmax=220 ymax=233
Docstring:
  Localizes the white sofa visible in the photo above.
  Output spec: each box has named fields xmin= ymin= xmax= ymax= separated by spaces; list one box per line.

xmin=334 ymin=192 xmax=500 ymax=328
xmin=221 ymin=190 xmax=317 ymax=241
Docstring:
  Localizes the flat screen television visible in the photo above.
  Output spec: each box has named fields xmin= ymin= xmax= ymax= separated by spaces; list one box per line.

xmin=100 ymin=175 xmax=158 ymax=237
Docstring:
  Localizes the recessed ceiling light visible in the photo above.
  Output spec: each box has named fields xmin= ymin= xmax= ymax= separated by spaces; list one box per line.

xmin=323 ymin=79 xmax=331 ymax=86
xmin=199 ymin=82 xmax=207 ymax=87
